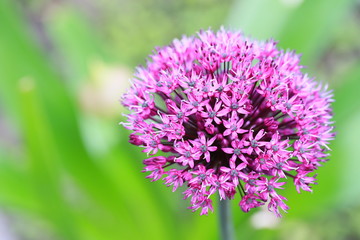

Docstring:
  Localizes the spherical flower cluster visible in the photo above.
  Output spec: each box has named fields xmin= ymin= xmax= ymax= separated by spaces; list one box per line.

xmin=121 ymin=28 xmax=334 ymax=217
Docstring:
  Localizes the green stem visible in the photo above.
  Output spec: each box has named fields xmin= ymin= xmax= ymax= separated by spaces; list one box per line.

xmin=219 ymin=199 xmax=235 ymax=240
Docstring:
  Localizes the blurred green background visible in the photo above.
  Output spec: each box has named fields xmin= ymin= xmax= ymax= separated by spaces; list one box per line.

xmin=0 ymin=0 xmax=360 ymax=239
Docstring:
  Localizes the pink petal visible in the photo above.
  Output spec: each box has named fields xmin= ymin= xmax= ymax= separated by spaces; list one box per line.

xmin=222 ymin=148 xmax=234 ymax=154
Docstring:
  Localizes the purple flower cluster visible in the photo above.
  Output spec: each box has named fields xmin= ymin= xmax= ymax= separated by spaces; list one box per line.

xmin=121 ymin=28 xmax=334 ymax=217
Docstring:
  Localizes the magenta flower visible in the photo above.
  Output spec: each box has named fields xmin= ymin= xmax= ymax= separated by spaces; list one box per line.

xmin=121 ymin=28 xmax=335 ymax=217
xmin=223 ymin=112 xmax=247 ymax=139
xmin=222 ymin=139 xmax=247 ymax=163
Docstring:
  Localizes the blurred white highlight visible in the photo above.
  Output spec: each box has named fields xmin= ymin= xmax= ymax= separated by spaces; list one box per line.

xmin=250 ymin=206 xmax=281 ymax=229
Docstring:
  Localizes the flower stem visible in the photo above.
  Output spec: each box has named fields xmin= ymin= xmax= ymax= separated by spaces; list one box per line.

xmin=219 ymin=199 xmax=235 ymax=240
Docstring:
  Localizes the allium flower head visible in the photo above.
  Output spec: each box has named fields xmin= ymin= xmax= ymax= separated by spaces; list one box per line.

xmin=121 ymin=28 xmax=335 ymax=217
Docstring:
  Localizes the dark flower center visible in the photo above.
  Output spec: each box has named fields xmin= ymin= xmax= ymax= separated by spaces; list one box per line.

xmin=200 ymin=145 xmax=207 ymax=153
xmin=188 ymin=81 xmax=196 ymax=87
xmin=150 ymin=140 xmax=157 ymax=147
xmin=276 ymin=162 xmax=283 ymax=169
xmin=267 ymin=185 xmax=274 ymax=191
xmin=248 ymin=179 xmax=256 ymax=186
xmin=234 ymin=148 xmax=241 ymax=155
xmin=231 ymin=103 xmax=239 ymax=109
xmin=286 ymin=103 xmax=292 ymax=110
xmin=208 ymin=111 xmax=216 ymax=118
xmin=177 ymin=112 xmax=184 ymax=119
xmin=192 ymin=101 xmax=199 ymax=107
xmin=231 ymin=169 xmax=238 ymax=177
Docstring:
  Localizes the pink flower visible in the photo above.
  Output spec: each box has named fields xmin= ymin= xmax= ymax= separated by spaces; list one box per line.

xmin=190 ymin=132 xmax=218 ymax=163
xmin=294 ymin=172 xmax=317 ymax=193
xmin=201 ymin=101 xmax=227 ymax=126
xmin=256 ymin=177 xmax=285 ymax=200
xmin=223 ymin=112 xmax=248 ymax=139
xmin=188 ymin=164 xmax=214 ymax=192
xmin=222 ymin=139 xmax=247 ymax=162
xmin=243 ymin=129 xmax=267 ymax=155
xmin=208 ymin=174 xmax=233 ymax=200
xmin=220 ymin=160 xmax=247 ymax=186
xmin=174 ymin=141 xmax=202 ymax=168
xmin=121 ymin=28 xmax=335 ymax=217
xmin=240 ymin=194 xmax=264 ymax=213
xmin=268 ymin=195 xmax=289 ymax=217
xmin=189 ymin=196 xmax=214 ymax=215
xmin=163 ymin=169 xmax=186 ymax=192
xmin=220 ymin=92 xmax=249 ymax=115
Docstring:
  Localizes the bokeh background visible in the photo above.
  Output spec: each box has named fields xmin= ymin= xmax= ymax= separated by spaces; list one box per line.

xmin=1 ymin=0 xmax=360 ymax=239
